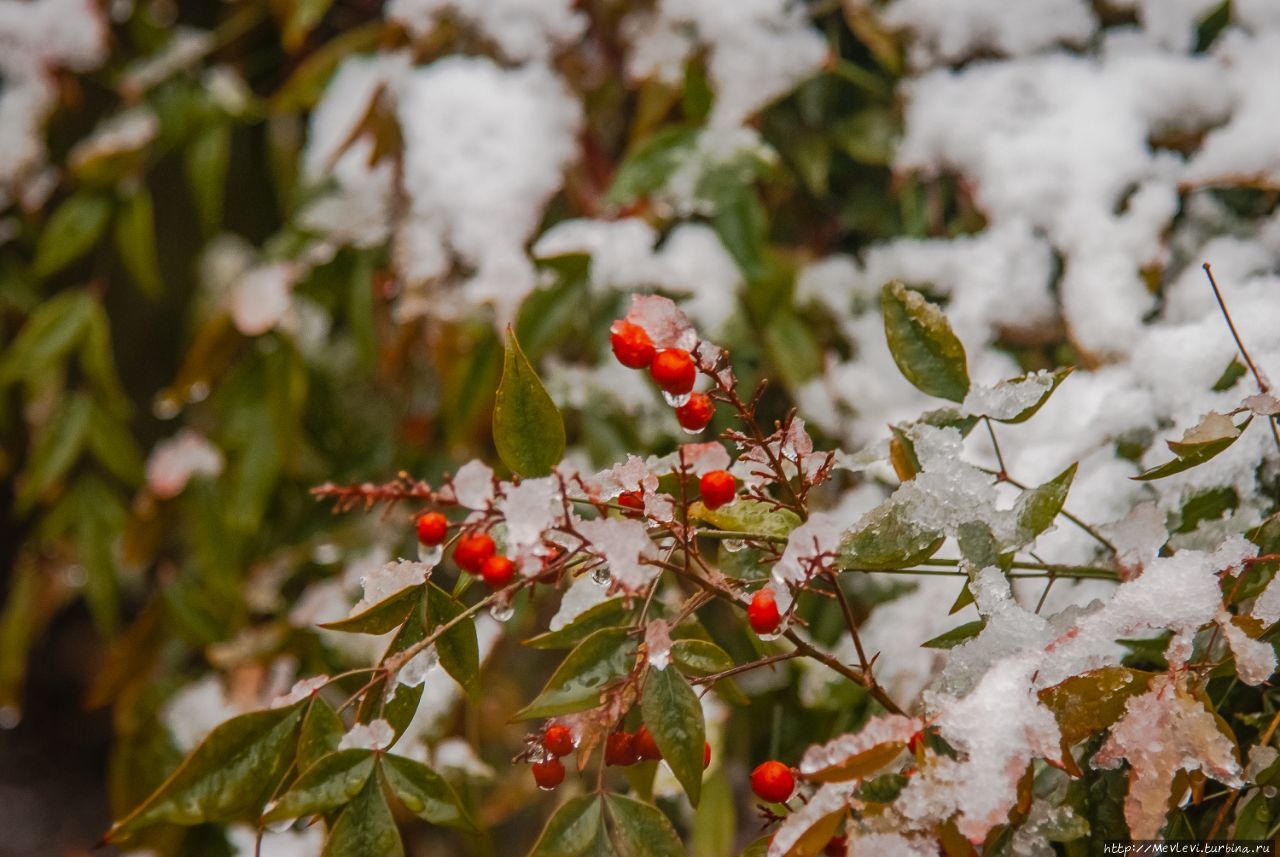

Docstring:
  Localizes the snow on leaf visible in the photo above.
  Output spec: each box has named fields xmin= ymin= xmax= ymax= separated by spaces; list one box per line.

xmin=548 ymin=573 xmax=612 ymax=632
xmin=1092 ymin=674 xmax=1241 ymax=840
xmin=798 ymin=714 xmax=921 ymax=782
xmin=338 ymin=719 xmax=396 ymax=751
xmin=962 ymin=369 xmax=1058 ymax=422
xmin=766 ymin=781 xmax=855 ymax=857
xmin=624 ymin=293 xmax=698 ymax=351
xmin=575 ymin=517 xmax=658 ymax=591
xmin=355 ymin=559 xmax=431 ymax=614
xmin=677 ymin=442 xmax=732 ymax=476
xmin=1175 ymin=411 xmax=1240 ymax=447
xmin=230 ymin=262 xmax=296 ymax=336
xmin=146 ymin=429 xmax=224 ymax=499
xmin=449 ymin=460 xmax=494 ymax=510
xmin=644 ymin=619 xmax=674 ymax=670
xmin=1218 ymin=614 xmax=1276 ymax=686
xmin=498 ymin=476 xmax=560 ymax=557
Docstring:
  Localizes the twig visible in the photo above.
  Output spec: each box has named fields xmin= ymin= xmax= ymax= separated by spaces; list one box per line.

xmin=1204 ymin=262 xmax=1280 ymax=455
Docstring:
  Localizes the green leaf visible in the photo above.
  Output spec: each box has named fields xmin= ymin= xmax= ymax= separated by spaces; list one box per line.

xmin=606 ymin=794 xmax=685 ymax=857
xmin=382 ymin=682 xmax=424 ymax=742
xmin=271 ymin=22 xmax=385 ymax=113
xmin=671 ymin=639 xmax=735 ymax=677
xmin=109 ymin=703 xmax=304 ymax=838
xmin=606 ymin=126 xmax=697 ymax=206
xmin=764 ymin=311 xmax=823 ymax=390
xmin=988 ymin=367 xmax=1074 ymax=424
xmin=1133 ymin=414 xmax=1251 ymax=481
xmin=263 ymin=749 xmax=375 ymax=823
xmin=323 ymin=773 xmax=403 ymax=857
xmin=525 ymin=598 xmax=628 ymax=649
xmin=712 ymin=184 xmax=769 ymax=281
xmin=880 ymin=281 xmax=970 ymax=402
xmin=515 ymin=627 xmax=637 ymax=720
xmin=33 ymin=192 xmax=113 ymax=278
xmin=838 ymin=500 xmax=944 ymax=570
xmin=530 ymin=795 xmax=603 ymax=857
xmin=17 ymin=392 xmax=93 ymax=513
xmin=689 ymin=499 xmax=802 ymax=540
xmin=1013 ymin=463 xmax=1077 ymax=545
xmin=298 ymin=697 xmax=344 ymax=773
xmin=426 ymin=582 xmax=480 ymax=700
xmin=0 ymin=290 xmax=94 ymax=386
xmin=86 ymin=401 xmax=145 ymax=486
xmin=921 ymin=620 xmax=986 ymax=649
xmin=113 ymin=185 xmax=163 ymax=297
xmin=692 ymin=770 xmax=736 ymax=857
xmin=380 ymin=753 xmax=475 ymax=831
xmin=185 ymin=122 xmax=231 ymax=233
xmin=80 ymin=301 xmax=133 ymax=417
xmin=284 ymin=0 xmax=336 ymax=50
xmin=493 ymin=327 xmax=565 ymax=477
xmin=640 ymin=666 xmax=705 ymax=805
xmin=320 ymin=585 xmax=422 ymax=634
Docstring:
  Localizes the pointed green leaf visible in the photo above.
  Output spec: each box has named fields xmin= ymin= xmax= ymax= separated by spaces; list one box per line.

xmin=114 ymin=185 xmax=163 ymax=297
xmin=298 ymin=697 xmax=344 ymax=772
xmin=606 ymin=794 xmax=685 ymax=857
xmin=838 ymin=500 xmax=944 ymax=571
xmin=515 ymin=627 xmax=637 ymax=720
xmin=606 ymin=126 xmax=697 ymax=206
xmin=16 ymin=393 xmax=93 ymax=513
xmin=109 ymin=703 xmax=304 ymax=838
xmin=1014 ymin=462 xmax=1077 ymax=544
xmin=0 ymin=290 xmax=93 ymax=385
xmin=86 ymin=401 xmax=145 ymax=486
xmin=493 ymin=327 xmax=565 ymax=477
xmin=1134 ymin=415 xmax=1251 ymax=481
xmin=880 ymin=281 xmax=969 ymax=402
xmin=263 ymin=749 xmax=375 ymax=823
xmin=185 ymin=122 xmax=231 ymax=233
xmin=671 ymin=639 xmax=735 ymax=677
xmin=640 ymin=666 xmax=705 ymax=805
xmin=380 ymin=753 xmax=475 ymax=831
xmin=284 ymin=0 xmax=336 ymax=50
xmin=689 ymin=499 xmax=802 ymax=541
xmin=921 ymin=620 xmax=986 ymax=649
xmin=320 ymin=585 xmax=422 ymax=635
xmin=322 ymin=773 xmax=403 ymax=857
xmin=525 ymin=598 xmax=628 ymax=649
xmin=33 ymin=192 xmax=113 ymax=278
xmin=426 ymin=582 xmax=480 ymax=700
xmin=530 ymin=795 xmax=603 ymax=857
xmin=382 ymin=681 xmax=424 ymax=741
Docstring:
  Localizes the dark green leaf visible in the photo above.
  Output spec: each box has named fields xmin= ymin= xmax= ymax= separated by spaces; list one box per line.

xmin=263 ymin=749 xmax=375 ymax=822
xmin=764 ymin=312 xmax=824 ymax=390
xmin=323 ymin=772 xmax=403 ymax=857
xmin=298 ymin=697 xmax=344 ymax=772
xmin=1134 ymin=415 xmax=1250 ymax=481
xmin=493 ymin=327 xmax=565 ymax=477
xmin=426 ymin=582 xmax=480 ymax=700
xmin=712 ymin=184 xmax=768 ymax=281
xmin=529 ymin=795 xmax=603 ymax=857
xmin=1038 ymin=667 xmax=1155 ymax=746
xmin=109 ymin=703 xmax=304 ymax=838
xmin=284 ymin=0 xmax=336 ymax=50
xmin=606 ymin=126 xmax=697 ymax=206
xmin=515 ymin=627 xmax=637 ymax=720
xmin=185 ymin=123 xmax=231 ymax=233
xmin=606 ymin=794 xmax=685 ymax=857
xmin=671 ymin=639 xmax=735 ymax=676
xmin=880 ymin=281 xmax=969 ymax=402
xmin=987 ymin=367 xmax=1074 ymax=424
xmin=33 ymin=192 xmax=112 ymax=278
xmin=0 ymin=290 xmax=94 ymax=385
xmin=16 ymin=393 xmax=93 ymax=513
xmin=114 ymin=184 xmax=163 ymax=297
xmin=640 ymin=666 xmax=705 ymax=805
xmin=691 ymin=770 xmax=736 ymax=857
xmin=838 ymin=500 xmax=944 ymax=570
xmin=921 ymin=620 xmax=986 ymax=649
xmin=1014 ymin=463 xmax=1077 ymax=545
xmin=380 ymin=753 xmax=475 ymax=831
xmin=320 ymin=585 xmax=421 ymax=635
xmin=525 ymin=598 xmax=628 ymax=649
xmin=86 ymin=401 xmax=145 ymax=486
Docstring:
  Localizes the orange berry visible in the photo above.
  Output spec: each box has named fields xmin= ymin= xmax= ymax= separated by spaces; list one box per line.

xmin=751 ymin=760 xmax=795 ymax=803
xmin=617 ymin=490 xmax=645 ymax=515
xmin=605 ymin=731 xmax=638 ymax=766
xmin=634 ymin=726 xmax=662 ymax=761
xmin=704 ymin=742 xmax=712 ymax=769
xmin=543 ymin=725 xmax=575 ymax=757
xmin=416 ymin=511 xmax=448 ymax=546
xmin=649 ymin=349 xmax=696 ymax=395
xmin=480 ymin=554 xmax=516 ymax=588
xmin=748 ymin=588 xmax=781 ymax=636
xmin=610 ymin=321 xmax=657 ymax=369
xmin=531 ymin=757 xmax=565 ymax=789
xmin=455 ymin=532 xmax=496 ymax=573
xmin=699 ymin=470 xmax=736 ymax=510
xmin=675 ymin=393 xmax=714 ymax=431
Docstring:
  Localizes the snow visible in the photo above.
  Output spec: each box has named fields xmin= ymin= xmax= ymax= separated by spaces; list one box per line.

xmin=229 ymin=263 xmax=297 ymax=336
xmin=549 ymin=573 xmax=611 ymax=631
xmin=497 ymin=476 xmax=561 ymax=560
xmin=883 ymin=0 xmax=1094 ymax=68
xmin=644 ymin=619 xmax=674 ymax=670
xmin=575 ymin=517 xmax=658 ymax=592
xmin=798 ymin=714 xmax=920 ymax=779
xmin=386 ymin=0 xmax=585 ymax=63
xmin=766 ymin=782 xmax=857 ymax=857
xmin=449 ymin=460 xmax=495 ymax=510
xmin=145 ymin=430 xmax=224 ymax=499
xmin=338 ymin=719 xmax=396 ymax=751
xmin=354 ymin=559 xmax=431 ymax=613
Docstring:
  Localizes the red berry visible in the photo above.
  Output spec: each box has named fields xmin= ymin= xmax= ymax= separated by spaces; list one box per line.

xmin=748 ymin=588 xmax=782 ymax=636
xmin=649 ymin=349 xmax=697 ymax=395
xmin=634 ymin=726 xmax=662 ymax=761
xmin=704 ymin=742 xmax=712 ymax=769
xmin=416 ymin=511 xmax=448 ymax=546
xmin=544 ymin=725 xmax=575 ymax=757
xmin=454 ymin=532 xmax=496 ymax=573
xmin=605 ymin=731 xmax=638 ymax=766
xmin=618 ymin=490 xmax=645 ymax=516
xmin=751 ymin=760 xmax=795 ymax=804
xmin=531 ymin=757 xmax=565 ymax=789
xmin=908 ymin=730 xmax=925 ymax=755
xmin=480 ymin=554 xmax=516 ymax=588
xmin=699 ymin=470 xmax=736 ymax=510
xmin=824 ymin=835 xmax=848 ymax=856
xmin=610 ymin=321 xmax=657 ymax=369
xmin=675 ymin=393 xmax=715 ymax=431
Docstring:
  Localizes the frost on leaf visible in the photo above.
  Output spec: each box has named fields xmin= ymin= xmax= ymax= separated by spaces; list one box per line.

xmin=675 ymin=442 xmax=732 ymax=476
xmin=583 ymin=454 xmax=657 ymax=500
xmin=1244 ymin=393 xmax=1280 ymax=416
xmin=772 ymin=512 xmax=842 ymax=610
xmin=1177 ymin=411 xmax=1240 ymax=446
xmin=549 ymin=573 xmax=611 ymax=632
xmin=230 ymin=262 xmax=296 ymax=336
xmin=1252 ymin=572 xmax=1280 ymax=628
xmin=498 ymin=476 xmax=560 ymax=557
xmin=766 ymin=781 xmax=855 ymax=857
xmin=644 ymin=619 xmax=673 ymax=670
xmin=624 ymin=293 xmax=698 ymax=351
xmin=576 ymin=517 xmax=658 ymax=591
xmin=962 ymin=370 xmax=1056 ymax=421
xmin=146 ymin=429 xmax=224 ymax=499
xmin=1218 ymin=614 xmax=1276 ymax=686
xmin=1092 ymin=675 xmax=1241 ymax=840
xmin=354 ymin=559 xmax=431 ymax=614
xmin=449 ymin=460 xmax=495 ymax=509
xmin=338 ymin=719 xmax=396 ymax=751
xmin=269 ymin=676 xmax=329 ymax=709
xmin=846 ymin=833 xmax=938 ymax=857
xmin=799 ymin=714 xmax=921 ymax=782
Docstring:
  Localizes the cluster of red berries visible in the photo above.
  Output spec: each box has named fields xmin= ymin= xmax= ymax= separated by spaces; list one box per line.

xmin=417 ymin=513 xmax=516 ymax=589
xmin=603 ymin=726 xmax=712 ymax=769
xmin=609 ymin=320 xmax=714 ymax=432
xmin=530 ymin=725 xmax=576 ymax=789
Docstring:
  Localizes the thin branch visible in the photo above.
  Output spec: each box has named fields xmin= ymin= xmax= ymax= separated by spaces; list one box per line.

xmin=1204 ymin=262 xmax=1280 ymax=455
